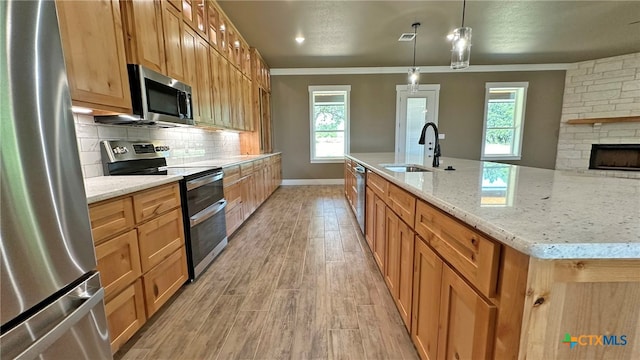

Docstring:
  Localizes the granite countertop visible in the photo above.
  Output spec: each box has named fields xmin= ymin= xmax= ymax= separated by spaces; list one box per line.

xmin=347 ymin=152 xmax=640 ymax=260
xmin=85 ymin=175 xmax=183 ymax=204
xmin=169 ymin=153 xmax=281 ymax=168
xmin=84 ymin=153 xmax=281 ymax=204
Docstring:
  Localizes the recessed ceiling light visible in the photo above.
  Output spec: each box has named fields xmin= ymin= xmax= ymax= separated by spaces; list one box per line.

xmin=295 ymin=36 xmax=305 ymax=44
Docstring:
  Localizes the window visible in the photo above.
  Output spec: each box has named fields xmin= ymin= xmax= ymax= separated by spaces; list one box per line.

xmin=481 ymin=82 xmax=528 ymax=160
xmin=309 ymin=85 xmax=350 ymax=163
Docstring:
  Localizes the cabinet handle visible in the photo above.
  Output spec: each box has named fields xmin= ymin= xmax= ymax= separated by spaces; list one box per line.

xmin=153 ymin=284 xmax=159 ymax=297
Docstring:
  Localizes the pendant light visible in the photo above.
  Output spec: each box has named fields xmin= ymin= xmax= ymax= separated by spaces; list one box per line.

xmin=408 ymin=22 xmax=421 ymax=93
xmin=450 ymin=0 xmax=472 ymax=69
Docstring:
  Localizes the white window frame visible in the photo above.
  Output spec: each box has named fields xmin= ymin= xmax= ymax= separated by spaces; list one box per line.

xmin=481 ymin=82 xmax=529 ymax=161
xmin=308 ymin=85 xmax=351 ymax=163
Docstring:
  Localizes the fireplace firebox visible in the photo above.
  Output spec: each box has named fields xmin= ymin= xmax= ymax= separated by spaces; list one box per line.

xmin=589 ymin=144 xmax=640 ymax=171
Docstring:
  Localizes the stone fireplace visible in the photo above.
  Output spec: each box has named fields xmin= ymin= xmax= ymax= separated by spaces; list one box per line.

xmin=589 ymin=144 xmax=640 ymax=171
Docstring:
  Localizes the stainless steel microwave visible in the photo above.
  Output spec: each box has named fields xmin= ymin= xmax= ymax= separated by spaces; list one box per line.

xmin=95 ymin=64 xmax=194 ymax=127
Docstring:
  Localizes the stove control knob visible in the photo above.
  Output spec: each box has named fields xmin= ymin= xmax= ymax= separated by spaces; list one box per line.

xmin=155 ymin=146 xmax=170 ymax=152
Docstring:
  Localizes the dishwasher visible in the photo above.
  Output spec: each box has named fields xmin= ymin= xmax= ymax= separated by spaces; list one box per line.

xmin=353 ymin=163 xmax=367 ymax=233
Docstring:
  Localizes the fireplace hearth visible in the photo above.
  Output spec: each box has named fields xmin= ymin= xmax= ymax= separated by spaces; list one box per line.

xmin=589 ymin=144 xmax=640 ymax=171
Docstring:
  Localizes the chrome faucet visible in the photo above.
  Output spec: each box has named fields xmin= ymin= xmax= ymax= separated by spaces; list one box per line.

xmin=418 ymin=122 xmax=441 ymax=167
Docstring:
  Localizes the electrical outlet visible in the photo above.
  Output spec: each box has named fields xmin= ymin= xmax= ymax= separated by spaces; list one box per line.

xmin=438 ymin=133 xmax=445 ymax=140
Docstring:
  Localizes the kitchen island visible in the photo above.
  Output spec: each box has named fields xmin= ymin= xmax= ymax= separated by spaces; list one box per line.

xmin=346 ymin=152 xmax=639 ymax=360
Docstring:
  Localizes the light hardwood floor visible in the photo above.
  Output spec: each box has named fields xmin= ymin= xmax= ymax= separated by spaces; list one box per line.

xmin=116 ymin=185 xmax=419 ymax=360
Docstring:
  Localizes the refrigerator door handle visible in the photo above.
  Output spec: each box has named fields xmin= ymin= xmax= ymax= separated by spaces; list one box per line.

xmin=13 ymin=288 xmax=105 ymax=360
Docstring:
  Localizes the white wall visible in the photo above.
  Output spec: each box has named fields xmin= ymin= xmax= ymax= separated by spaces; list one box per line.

xmin=556 ymin=53 xmax=640 ymax=172
xmin=74 ymin=114 xmax=240 ymax=178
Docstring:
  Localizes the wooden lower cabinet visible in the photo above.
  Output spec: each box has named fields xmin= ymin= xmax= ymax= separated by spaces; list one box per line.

xmin=142 ymin=247 xmax=188 ymax=317
xmin=89 ymin=197 xmax=134 ymax=245
xmin=132 ymin=183 xmax=181 ymax=224
xmin=412 ymin=238 xmax=443 ymax=360
xmin=365 ymin=187 xmax=375 ymax=250
xmin=96 ymin=230 xmax=142 ymax=298
xmin=373 ymin=195 xmax=386 ymax=272
xmin=437 ymin=266 xmax=497 ymax=360
xmin=225 ymin=203 xmax=244 ymax=237
xmin=137 ymin=208 xmax=184 ymax=273
xmin=105 ymin=279 xmax=146 ymax=354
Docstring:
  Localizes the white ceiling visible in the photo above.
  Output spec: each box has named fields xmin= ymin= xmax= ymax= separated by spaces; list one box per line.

xmin=217 ymin=1 xmax=640 ymax=68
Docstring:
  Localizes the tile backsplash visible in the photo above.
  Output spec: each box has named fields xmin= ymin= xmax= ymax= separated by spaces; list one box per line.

xmin=74 ymin=114 xmax=240 ymax=178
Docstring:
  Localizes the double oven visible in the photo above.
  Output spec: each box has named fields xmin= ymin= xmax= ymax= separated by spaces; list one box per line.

xmin=101 ymin=140 xmax=227 ymax=280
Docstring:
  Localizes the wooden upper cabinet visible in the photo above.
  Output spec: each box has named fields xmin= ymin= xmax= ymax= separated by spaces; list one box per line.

xmin=182 ymin=25 xmax=198 ymax=119
xmin=121 ymin=0 xmax=166 ymax=75
xmin=209 ymin=47 xmax=224 ymax=127
xmin=56 ymin=0 xmax=132 ymax=113
xmin=182 ymin=0 xmax=207 ymax=38
xmin=218 ymin=56 xmax=232 ymax=128
xmin=437 ymin=266 xmax=497 ymax=360
xmin=162 ymin=2 xmax=186 ymax=82
xmin=195 ymin=35 xmax=213 ymax=125
xmin=206 ymin=2 xmax=220 ymax=50
xmin=242 ymin=75 xmax=253 ymax=131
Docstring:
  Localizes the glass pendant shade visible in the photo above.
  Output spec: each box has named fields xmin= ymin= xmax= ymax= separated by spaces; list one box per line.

xmin=450 ymin=27 xmax=472 ymax=69
xmin=408 ymin=67 xmax=420 ymax=93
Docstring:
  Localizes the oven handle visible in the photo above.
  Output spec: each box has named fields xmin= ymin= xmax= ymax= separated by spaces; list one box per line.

xmin=190 ymin=199 xmax=227 ymax=227
xmin=186 ymin=171 xmax=224 ymax=191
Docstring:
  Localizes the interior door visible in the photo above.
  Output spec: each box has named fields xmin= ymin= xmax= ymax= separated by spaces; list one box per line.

xmin=395 ymin=85 xmax=440 ymax=160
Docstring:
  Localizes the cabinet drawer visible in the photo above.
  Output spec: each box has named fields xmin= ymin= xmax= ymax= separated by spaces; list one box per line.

xmin=133 ymin=183 xmax=180 ymax=224
xmin=387 ymin=183 xmax=416 ymax=226
xmin=240 ymin=161 xmax=254 ymax=176
xmin=105 ymin=279 xmax=146 ymax=354
xmin=96 ymin=230 xmax=141 ymax=299
xmin=142 ymin=247 xmax=188 ymax=317
xmin=137 ymin=208 xmax=185 ymax=272
xmin=253 ymin=159 xmax=264 ymax=169
xmin=415 ymin=200 xmax=500 ymax=297
xmin=89 ymin=197 xmax=135 ymax=245
xmin=223 ymin=165 xmax=240 ymax=185
xmin=367 ymin=171 xmax=388 ymax=201
xmin=224 ymin=180 xmax=242 ymax=209
xmin=225 ymin=204 xmax=244 ymax=236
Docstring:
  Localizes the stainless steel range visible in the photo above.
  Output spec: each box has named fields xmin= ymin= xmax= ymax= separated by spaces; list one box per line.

xmin=101 ymin=140 xmax=227 ymax=280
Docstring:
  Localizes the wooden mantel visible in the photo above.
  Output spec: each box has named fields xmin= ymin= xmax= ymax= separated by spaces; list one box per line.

xmin=566 ymin=115 xmax=640 ymax=125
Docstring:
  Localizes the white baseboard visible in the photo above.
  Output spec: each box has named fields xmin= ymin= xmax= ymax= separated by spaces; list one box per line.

xmin=281 ymin=179 xmax=345 ymax=185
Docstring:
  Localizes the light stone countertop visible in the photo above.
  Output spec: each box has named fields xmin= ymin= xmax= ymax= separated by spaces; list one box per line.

xmin=168 ymin=153 xmax=281 ymax=168
xmin=84 ymin=153 xmax=281 ymax=204
xmin=85 ymin=175 xmax=183 ymax=204
xmin=347 ymin=152 xmax=640 ymax=260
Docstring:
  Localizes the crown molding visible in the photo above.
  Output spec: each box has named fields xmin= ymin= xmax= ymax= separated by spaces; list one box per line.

xmin=270 ymin=63 xmax=571 ymax=76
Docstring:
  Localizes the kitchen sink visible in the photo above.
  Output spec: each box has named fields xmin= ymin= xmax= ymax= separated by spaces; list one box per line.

xmin=380 ymin=164 xmax=432 ymax=172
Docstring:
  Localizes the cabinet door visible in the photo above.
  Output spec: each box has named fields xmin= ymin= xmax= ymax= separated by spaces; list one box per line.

xmin=122 ymin=0 xmax=166 ymax=75
xmin=243 ymin=75 xmax=253 ymax=131
xmin=182 ymin=25 xmax=198 ymax=119
xmin=195 ymin=35 xmax=213 ymax=125
xmin=95 ymin=230 xmax=141 ymax=299
xmin=397 ymin=219 xmax=415 ymax=329
xmin=219 ymin=56 xmax=232 ymax=128
xmin=142 ymin=247 xmax=188 ymax=316
xmin=210 ymin=47 xmax=224 ymax=126
xmin=105 ymin=279 xmax=146 ymax=354
xmin=162 ymin=3 xmax=186 ymax=82
xmin=225 ymin=202 xmax=244 ymax=237
xmin=384 ymin=210 xmax=400 ymax=298
xmin=56 ymin=0 xmax=132 ymax=112
xmin=229 ymin=68 xmax=241 ymax=129
xmin=137 ymin=208 xmax=185 ymax=272
xmin=437 ymin=266 xmax=497 ymax=360
xmin=412 ymin=237 xmax=443 ymax=360
xmin=373 ymin=195 xmax=386 ymax=272
xmin=365 ymin=187 xmax=375 ymax=251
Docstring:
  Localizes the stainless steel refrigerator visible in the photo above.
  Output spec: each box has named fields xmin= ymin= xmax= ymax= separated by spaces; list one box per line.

xmin=1 ymin=1 xmax=112 ymax=358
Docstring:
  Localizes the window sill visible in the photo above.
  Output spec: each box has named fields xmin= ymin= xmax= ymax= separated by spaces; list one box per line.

xmin=310 ymin=158 xmax=345 ymax=164
xmin=481 ymin=155 xmax=522 ymax=161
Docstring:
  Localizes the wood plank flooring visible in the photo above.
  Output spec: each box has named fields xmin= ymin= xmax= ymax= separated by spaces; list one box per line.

xmin=116 ymin=185 xmax=418 ymax=360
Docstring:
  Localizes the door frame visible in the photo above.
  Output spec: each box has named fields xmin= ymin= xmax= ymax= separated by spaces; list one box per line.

xmin=395 ymin=84 xmax=441 ymax=155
